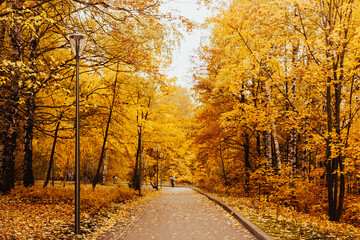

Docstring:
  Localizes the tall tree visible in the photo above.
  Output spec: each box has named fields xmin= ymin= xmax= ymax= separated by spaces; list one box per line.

xmin=0 ymin=0 xmax=24 ymax=193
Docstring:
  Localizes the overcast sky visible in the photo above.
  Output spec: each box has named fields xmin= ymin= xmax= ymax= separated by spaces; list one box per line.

xmin=160 ymin=0 xmax=214 ymax=89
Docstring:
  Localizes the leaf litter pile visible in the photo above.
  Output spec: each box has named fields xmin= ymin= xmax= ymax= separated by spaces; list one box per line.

xmin=0 ymin=183 xmax=158 ymax=239
xmin=209 ymin=193 xmax=360 ymax=240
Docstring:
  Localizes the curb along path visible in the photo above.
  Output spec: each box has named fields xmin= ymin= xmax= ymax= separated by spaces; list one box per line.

xmin=100 ymin=187 xmax=270 ymax=240
xmin=193 ymin=188 xmax=273 ymax=240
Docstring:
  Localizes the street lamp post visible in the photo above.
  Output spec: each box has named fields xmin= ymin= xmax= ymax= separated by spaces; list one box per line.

xmin=159 ymin=153 xmax=163 ymax=188
xmin=68 ymin=33 xmax=86 ymax=235
xmin=156 ymin=145 xmax=159 ymax=191
xmin=138 ymin=125 xmax=142 ymax=196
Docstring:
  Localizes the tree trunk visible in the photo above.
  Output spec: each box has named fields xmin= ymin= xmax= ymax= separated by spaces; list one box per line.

xmin=325 ymin=77 xmax=335 ymax=218
xmin=288 ymin=77 xmax=297 ymax=175
xmin=271 ymin=121 xmax=281 ymax=169
xmin=92 ymin=106 xmax=113 ymax=188
xmin=244 ymin=132 xmax=251 ymax=194
xmin=256 ymin=133 xmax=261 ymax=155
xmin=63 ymin=157 xmax=69 ymax=187
xmin=0 ymin=5 xmax=5 ymax=190
xmin=0 ymin=93 xmax=18 ymax=194
xmin=102 ymin=151 xmax=108 ymax=185
xmin=92 ymin=64 xmax=119 ymax=189
xmin=301 ymin=135 xmax=308 ymax=179
xmin=1 ymin=119 xmax=17 ymax=194
xmin=132 ymin=127 xmax=141 ymax=190
xmin=23 ymin=23 xmax=40 ymax=188
xmin=219 ymin=140 xmax=228 ymax=185
xmin=264 ymin=84 xmax=276 ymax=168
xmin=289 ymin=127 xmax=296 ymax=174
xmin=0 ymin=0 xmax=23 ymax=194
xmin=263 ymin=131 xmax=272 ymax=168
xmin=320 ymin=0 xmax=350 ymax=222
xmin=325 ymin=80 xmax=346 ymax=222
xmin=23 ymin=96 xmax=35 ymax=187
xmin=43 ymin=116 xmax=61 ymax=188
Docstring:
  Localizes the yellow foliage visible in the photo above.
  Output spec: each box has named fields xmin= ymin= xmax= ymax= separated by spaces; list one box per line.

xmin=8 ymin=184 xmax=136 ymax=216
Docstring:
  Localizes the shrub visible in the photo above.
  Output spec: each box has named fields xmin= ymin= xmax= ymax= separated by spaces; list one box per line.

xmin=6 ymin=183 xmax=137 ymax=216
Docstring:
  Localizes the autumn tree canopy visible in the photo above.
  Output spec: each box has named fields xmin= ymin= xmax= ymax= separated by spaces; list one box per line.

xmin=0 ymin=0 xmax=193 ymax=194
xmin=192 ymin=0 xmax=360 ymax=223
xmin=4 ymin=0 xmax=360 ymax=226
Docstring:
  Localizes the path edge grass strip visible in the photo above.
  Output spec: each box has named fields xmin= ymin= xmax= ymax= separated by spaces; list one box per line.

xmin=192 ymin=188 xmax=274 ymax=240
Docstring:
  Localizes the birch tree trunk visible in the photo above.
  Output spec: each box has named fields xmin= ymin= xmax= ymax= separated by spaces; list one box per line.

xmin=265 ymin=85 xmax=281 ymax=168
xmin=271 ymin=121 xmax=281 ymax=169
xmin=301 ymin=135 xmax=308 ymax=179
xmin=263 ymin=131 xmax=272 ymax=168
xmin=288 ymin=78 xmax=297 ymax=176
xmin=264 ymin=83 xmax=273 ymax=168
xmin=288 ymin=36 xmax=299 ymax=175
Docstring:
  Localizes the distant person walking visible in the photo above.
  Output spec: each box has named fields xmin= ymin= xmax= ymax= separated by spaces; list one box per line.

xmin=170 ymin=176 xmax=175 ymax=187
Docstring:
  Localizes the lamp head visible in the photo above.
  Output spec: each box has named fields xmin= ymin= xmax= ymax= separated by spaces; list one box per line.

xmin=68 ymin=33 xmax=86 ymax=56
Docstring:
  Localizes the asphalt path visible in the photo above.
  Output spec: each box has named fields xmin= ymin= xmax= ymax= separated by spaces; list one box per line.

xmin=122 ymin=187 xmax=256 ymax=240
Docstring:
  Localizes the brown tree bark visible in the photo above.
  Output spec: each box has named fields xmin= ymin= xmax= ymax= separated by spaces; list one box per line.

xmin=321 ymin=0 xmax=348 ymax=221
xmin=244 ymin=132 xmax=251 ymax=194
xmin=43 ymin=115 xmax=62 ymax=188
xmin=219 ymin=140 xmax=228 ymax=186
xmin=23 ymin=96 xmax=35 ymax=187
xmin=23 ymin=23 xmax=41 ymax=188
xmin=0 ymin=0 xmax=24 ymax=194
xmin=288 ymin=69 xmax=297 ymax=175
xmin=92 ymin=104 xmax=113 ymax=188
xmin=131 ymin=127 xmax=142 ymax=190
xmin=93 ymin=64 xmax=119 ymax=189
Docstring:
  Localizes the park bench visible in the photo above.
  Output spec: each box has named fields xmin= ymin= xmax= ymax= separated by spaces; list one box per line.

xmin=150 ymin=181 xmax=158 ymax=190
